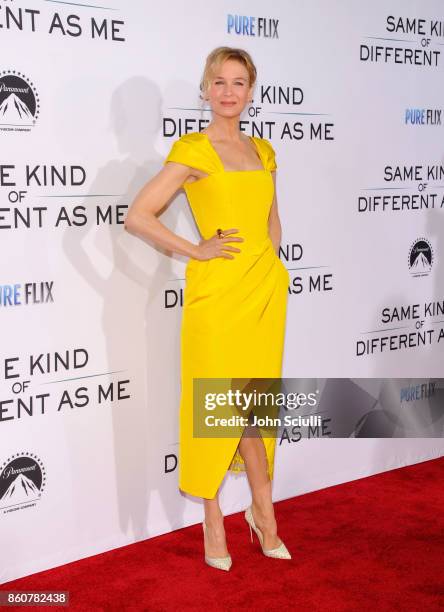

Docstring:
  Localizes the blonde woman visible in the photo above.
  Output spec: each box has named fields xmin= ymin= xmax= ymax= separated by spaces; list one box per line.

xmin=125 ymin=46 xmax=290 ymax=571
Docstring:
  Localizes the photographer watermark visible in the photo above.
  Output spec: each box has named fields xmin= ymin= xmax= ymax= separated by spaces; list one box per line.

xmin=192 ymin=378 xmax=444 ymax=439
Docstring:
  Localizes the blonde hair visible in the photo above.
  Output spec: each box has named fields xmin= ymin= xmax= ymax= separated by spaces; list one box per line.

xmin=199 ymin=46 xmax=257 ymax=99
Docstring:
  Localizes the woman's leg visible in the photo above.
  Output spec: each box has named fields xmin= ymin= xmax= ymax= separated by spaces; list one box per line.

xmin=238 ymin=428 xmax=281 ymax=550
xmin=203 ymin=491 xmax=229 ymax=557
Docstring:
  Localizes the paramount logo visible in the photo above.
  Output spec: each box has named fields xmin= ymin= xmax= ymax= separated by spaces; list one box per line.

xmin=0 ymin=92 xmax=33 ymax=121
xmin=0 ymin=453 xmax=46 ymax=512
xmin=0 ymin=473 xmax=40 ymax=505
xmin=0 ymin=82 xmax=30 ymax=94
xmin=408 ymin=237 xmax=434 ymax=278
xmin=0 ymin=71 xmax=39 ymax=130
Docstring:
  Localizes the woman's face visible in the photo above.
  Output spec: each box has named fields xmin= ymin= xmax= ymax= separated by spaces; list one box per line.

xmin=206 ymin=59 xmax=253 ymax=117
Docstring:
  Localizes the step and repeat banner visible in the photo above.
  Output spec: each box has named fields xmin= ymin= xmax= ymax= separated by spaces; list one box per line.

xmin=1 ymin=0 xmax=444 ymax=583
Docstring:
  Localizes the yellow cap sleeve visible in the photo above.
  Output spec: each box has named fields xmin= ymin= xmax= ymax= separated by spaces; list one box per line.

xmin=163 ymin=138 xmax=191 ymax=167
xmin=163 ymin=135 xmax=216 ymax=175
xmin=261 ymin=139 xmax=277 ymax=171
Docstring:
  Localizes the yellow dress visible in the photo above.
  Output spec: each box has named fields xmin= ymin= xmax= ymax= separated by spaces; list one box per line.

xmin=163 ymin=131 xmax=289 ymax=499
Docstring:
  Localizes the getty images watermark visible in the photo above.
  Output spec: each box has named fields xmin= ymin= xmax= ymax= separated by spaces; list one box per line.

xmin=192 ymin=377 xmax=444 ymax=439
xmin=203 ymin=387 xmax=321 ymax=429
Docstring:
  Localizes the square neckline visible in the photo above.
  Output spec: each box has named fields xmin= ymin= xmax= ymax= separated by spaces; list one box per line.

xmin=201 ymin=132 xmax=266 ymax=173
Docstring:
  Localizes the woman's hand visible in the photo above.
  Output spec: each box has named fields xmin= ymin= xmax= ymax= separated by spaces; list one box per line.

xmin=194 ymin=228 xmax=244 ymax=261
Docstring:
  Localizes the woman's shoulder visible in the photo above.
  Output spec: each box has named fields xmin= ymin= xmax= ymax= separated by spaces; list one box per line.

xmin=174 ymin=131 xmax=207 ymax=146
xmin=253 ymin=137 xmax=277 ymax=171
xmin=163 ymin=131 xmax=215 ymax=172
xmin=254 ymin=136 xmax=275 ymax=153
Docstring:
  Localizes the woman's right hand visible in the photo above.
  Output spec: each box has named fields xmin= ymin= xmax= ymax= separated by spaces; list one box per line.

xmin=194 ymin=228 xmax=244 ymax=261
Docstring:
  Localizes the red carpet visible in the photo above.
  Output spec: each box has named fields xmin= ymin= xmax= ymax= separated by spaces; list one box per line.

xmin=3 ymin=457 xmax=443 ymax=611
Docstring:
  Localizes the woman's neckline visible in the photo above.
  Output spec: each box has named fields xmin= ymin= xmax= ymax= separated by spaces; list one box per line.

xmin=201 ymin=132 xmax=266 ymax=173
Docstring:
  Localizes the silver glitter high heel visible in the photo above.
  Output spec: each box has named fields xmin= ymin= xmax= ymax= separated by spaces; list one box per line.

xmin=202 ymin=521 xmax=232 ymax=571
xmin=245 ymin=505 xmax=291 ymax=559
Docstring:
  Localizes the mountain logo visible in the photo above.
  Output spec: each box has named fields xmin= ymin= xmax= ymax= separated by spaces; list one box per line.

xmin=0 ymin=452 xmax=46 ymax=513
xmin=408 ymin=237 xmax=434 ymax=278
xmin=0 ymin=71 xmax=40 ymax=132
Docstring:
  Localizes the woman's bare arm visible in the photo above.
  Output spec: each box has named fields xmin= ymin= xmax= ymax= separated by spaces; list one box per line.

xmin=268 ymin=171 xmax=282 ymax=254
xmin=124 ymin=161 xmax=200 ymax=259
xmin=125 ymin=160 xmax=244 ymax=261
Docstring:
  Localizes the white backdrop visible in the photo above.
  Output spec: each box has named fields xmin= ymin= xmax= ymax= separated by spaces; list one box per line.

xmin=1 ymin=0 xmax=443 ymax=583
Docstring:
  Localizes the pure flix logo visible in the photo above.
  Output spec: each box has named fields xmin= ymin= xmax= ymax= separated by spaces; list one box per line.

xmin=227 ymin=15 xmax=279 ymax=38
xmin=400 ymin=381 xmax=436 ymax=403
xmin=0 ymin=452 xmax=46 ymax=513
xmin=404 ymin=108 xmax=442 ymax=126
xmin=0 ymin=71 xmax=39 ymax=132
xmin=0 ymin=281 xmax=54 ymax=307
xmin=408 ymin=238 xmax=433 ymax=277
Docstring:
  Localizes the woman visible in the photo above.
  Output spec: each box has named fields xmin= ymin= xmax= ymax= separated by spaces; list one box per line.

xmin=125 ymin=46 xmax=291 ymax=571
